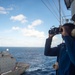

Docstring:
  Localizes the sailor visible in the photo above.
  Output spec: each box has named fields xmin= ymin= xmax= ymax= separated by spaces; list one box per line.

xmin=44 ymin=23 xmax=75 ymax=75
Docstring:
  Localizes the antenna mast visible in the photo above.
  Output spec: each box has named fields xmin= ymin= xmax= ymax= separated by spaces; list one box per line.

xmin=58 ymin=0 xmax=61 ymax=25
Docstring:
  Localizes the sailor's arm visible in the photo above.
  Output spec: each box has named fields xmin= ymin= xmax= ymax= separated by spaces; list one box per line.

xmin=44 ymin=34 xmax=60 ymax=56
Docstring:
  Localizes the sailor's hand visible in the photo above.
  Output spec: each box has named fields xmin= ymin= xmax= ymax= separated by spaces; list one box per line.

xmin=49 ymin=34 xmax=54 ymax=38
xmin=53 ymin=62 xmax=59 ymax=70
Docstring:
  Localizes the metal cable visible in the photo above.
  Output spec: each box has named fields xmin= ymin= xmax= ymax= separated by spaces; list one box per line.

xmin=52 ymin=0 xmax=66 ymax=21
xmin=41 ymin=0 xmax=60 ymax=22
xmin=47 ymin=0 xmax=59 ymax=19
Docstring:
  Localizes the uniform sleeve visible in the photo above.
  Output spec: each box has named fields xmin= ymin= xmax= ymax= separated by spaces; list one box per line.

xmin=63 ymin=36 xmax=75 ymax=65
xmin=44 ymin=38 xmax=60 ymax=56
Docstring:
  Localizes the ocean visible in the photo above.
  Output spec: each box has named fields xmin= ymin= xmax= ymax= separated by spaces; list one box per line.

xmin=0 ymin=47 xmax=56 ymax=75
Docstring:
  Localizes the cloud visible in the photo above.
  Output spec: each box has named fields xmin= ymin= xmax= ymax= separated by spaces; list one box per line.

xmin=2 ymin=18 xmax=44 ymax=39
xmin=2 ymin=18 xmax=45 ymax=46
xmin=0 ymin=7 xmax=8 ymax=14
xmin=21 ymin=28 xmax=45 ymax=38
xmin=0 ymin=6 xmax=13 ymax=14
xmin=10 ymin=19 xmax=44 ymax=38
xmin=10 ymin=14 xmax=28 ymax=23
xmin=21 ymin=19 xmax=45 ymax=38
xmin=28 ymin=19 xmax=43 ymax=28
xmin=12 ymin=26 xmax=20 ymax=30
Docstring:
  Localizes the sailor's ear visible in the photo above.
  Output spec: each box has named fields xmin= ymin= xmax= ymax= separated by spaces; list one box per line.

xmin=71 ymin=29 xmax=75 ymax=37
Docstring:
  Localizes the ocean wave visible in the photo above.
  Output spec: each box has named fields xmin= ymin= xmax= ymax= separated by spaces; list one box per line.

xmin=27 ymin=67 xmax=41 ymax=72
xmin=23 ymin=68 xmax=56 ymax=75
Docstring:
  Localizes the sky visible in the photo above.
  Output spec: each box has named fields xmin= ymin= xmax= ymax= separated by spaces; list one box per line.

xmin=0 ymin=0 xmax=71 ymax=47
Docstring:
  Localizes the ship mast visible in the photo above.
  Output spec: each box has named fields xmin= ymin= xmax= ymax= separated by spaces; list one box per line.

xmin=58 ymin=0 xmax=62 ymax=25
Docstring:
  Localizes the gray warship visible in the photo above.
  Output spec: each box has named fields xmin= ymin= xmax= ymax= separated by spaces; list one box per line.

xmin=0 ymin=50 xmax=29 ymax=75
